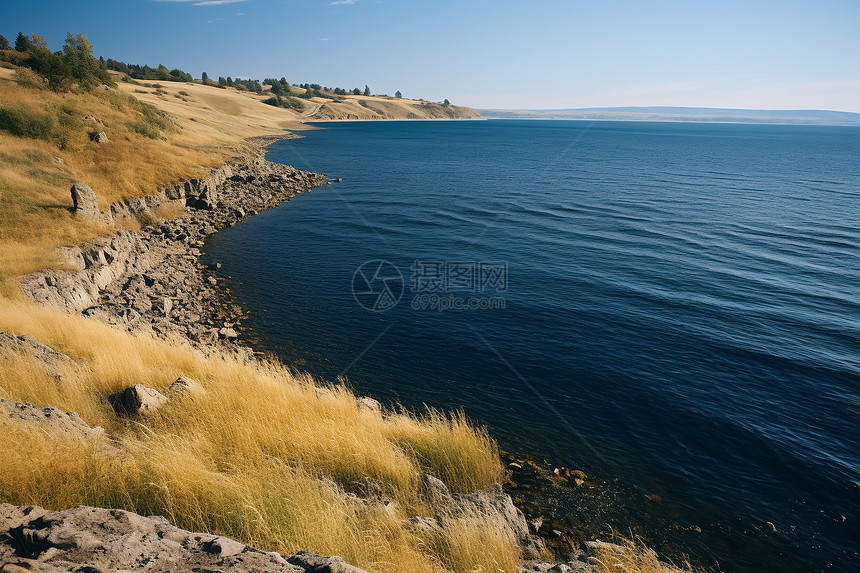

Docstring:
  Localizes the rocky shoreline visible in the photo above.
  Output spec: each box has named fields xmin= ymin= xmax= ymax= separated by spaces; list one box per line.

xmin=19 ymin=135 xmax=328 ymax=356
xmin=3 ymin=135 xmax=614 ymax=573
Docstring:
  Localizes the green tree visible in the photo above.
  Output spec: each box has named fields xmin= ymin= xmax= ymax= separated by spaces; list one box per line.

xmin=201 ymin=71 xmax=210 ymax=85
xmin=395 ymin=90 xmax=402 ymax=99
xmin=15 ymin=32 xmax=31 ymax=52
xmin=61 ymin=33 xmax=110 ymax=90
xmin=443 ymin=98 xmax=450 ymax=106
xmin=0 ymin=35 xmax=10 ymax=51
xmin=352 ymin=87 xmax=361 ymax=95
xmin=363 ymin=85 xmax=370 ymax=97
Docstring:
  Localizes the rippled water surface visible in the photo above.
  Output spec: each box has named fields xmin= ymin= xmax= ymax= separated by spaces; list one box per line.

xmin=206 ymin=120 xmax=860 ymax=572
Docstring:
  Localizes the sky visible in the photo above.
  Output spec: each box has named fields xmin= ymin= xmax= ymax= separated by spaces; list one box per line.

xmin=2 ymin=0 xmax=859 ymax=112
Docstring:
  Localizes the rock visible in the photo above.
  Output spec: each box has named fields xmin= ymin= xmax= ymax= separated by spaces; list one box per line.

xmin=90 ymin=131 xmax=108 ymax=144
xmin=107 ymin=384 xmax=168 ymax=416
xmin=203 ymin=536 xmax=245 ymax=557
xmin=423 ymin=474 xmax=452 ymax=506
xmin=1 ymin=400 xmax=106 ymax=441
xmin=356 ymin=396 xmax=382 ymax=414
xmin=167 ymin=375 xmax=205 ymax=398
xmin=218 ymin=327 xmax=238 ymax=341
xmin=519 ymin=561 xmax=596 ymax=573
xmin=0 ymin=333 xmax=72 ymax=380
xmin=162 ymin=296 xmax=173 ymax=316
xmin=287 ymin=551 xmax=368 ymax=573
xmin=70 ymin=182 xmax=100 ymax=222
xmin=0 ymin=504 xmax=307 ymax=572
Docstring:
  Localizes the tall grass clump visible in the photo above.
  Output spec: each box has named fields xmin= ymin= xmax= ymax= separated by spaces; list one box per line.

xmin=590 ymin=536 xmax=697 ymax=573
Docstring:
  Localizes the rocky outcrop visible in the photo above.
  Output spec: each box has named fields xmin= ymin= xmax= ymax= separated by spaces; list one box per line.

xmin=0 ymin=333 xmax=72 ymax=379
xmin=419 ymin=474 xmax=548 ymax=561
xmin=18 ymin=148 xmax=329 ymax=350
xmin=0 ymin=504 xmax=366 ymax=573
xmin=19 ymin=230 xmax=149 ymax=313
xmin=0 ymin=400 xmax=106 ymax=442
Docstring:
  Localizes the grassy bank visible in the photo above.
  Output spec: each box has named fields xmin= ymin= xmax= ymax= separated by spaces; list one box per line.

xmin=0 ymin=299 xmax=521 ymax=573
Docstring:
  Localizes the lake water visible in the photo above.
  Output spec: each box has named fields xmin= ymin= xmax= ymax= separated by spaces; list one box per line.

xmin=206 ymin=120 xmax=860 ymax=572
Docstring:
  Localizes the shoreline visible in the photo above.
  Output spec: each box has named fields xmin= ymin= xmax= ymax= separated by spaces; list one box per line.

xmin=18 ymin=135 xmax=329 ymax=356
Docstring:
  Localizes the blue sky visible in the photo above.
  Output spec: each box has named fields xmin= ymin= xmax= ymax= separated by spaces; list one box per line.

xmin=2 ymin=0 xmax=859 ymax=111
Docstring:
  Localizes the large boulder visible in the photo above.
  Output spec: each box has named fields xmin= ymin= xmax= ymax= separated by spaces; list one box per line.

xmin=70 ymin=182 xmax=100 ymax=221
xmin=107 ymin=384 xmax=168 ymax=416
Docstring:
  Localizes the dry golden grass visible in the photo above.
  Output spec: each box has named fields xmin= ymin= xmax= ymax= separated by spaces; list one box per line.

xmin=0 ymin=298 xmax=516 ymax=572
xmin=590 ymin=537 xmax=698 ymax=573
xmin=0 ymin=65 xmax=311 ymax=294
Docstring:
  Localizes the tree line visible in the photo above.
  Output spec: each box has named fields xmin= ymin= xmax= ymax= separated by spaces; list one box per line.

xmin=0 ymin=32 xmax=453 ymax=105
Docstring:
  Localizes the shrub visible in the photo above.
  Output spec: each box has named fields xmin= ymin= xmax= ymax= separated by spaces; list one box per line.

xmin=262 ymin=95 xmax=305 ymax=111
xmin=0 ymin=35 xmax=9 ymax=51
xmin=125 ymin=97 xmax=172 ymax=139
xmin=0 ymin=103 xmax=84 ymax=150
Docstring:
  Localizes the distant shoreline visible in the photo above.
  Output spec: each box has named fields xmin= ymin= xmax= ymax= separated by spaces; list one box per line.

xmin=476 ymin=106 xmax=860 ymax=126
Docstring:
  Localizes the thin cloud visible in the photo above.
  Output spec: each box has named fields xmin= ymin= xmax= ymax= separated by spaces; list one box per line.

xmin=155 ymin=0 xmax=249 ymax=5
xmin=330 ymin=0 xmax=356 ymax=5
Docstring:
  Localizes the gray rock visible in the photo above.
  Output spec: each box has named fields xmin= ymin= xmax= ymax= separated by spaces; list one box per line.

xmin=356 ymin=396 xmax=382 ymax=414
xmin=167 ymin=375 xmax=205 ymax=398
xmin=90 ymin=131 xmax=108 ymax=144
xmin=70 ymin=182 xmax=100 ymax=221
xmin=519 ymin=561 xmax=596 ymax=573
xmin=423 ymin=474 xmax=452 ymax=506
xmin=0 ymin=504 xmax=308 ymax=573
xmin=0 ymin=400 xmax=105 ymax=441
xmin=287 ymin=551 xmax=368 ymax=573
xmin=0 ymin=333 xmax=71 ymax=380
xmin=107 ymin=384 xmax=168 ymax=416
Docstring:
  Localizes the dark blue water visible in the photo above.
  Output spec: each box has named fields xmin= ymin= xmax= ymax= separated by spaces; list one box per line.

xmin=206 ymin=121 xmax=860 ymax=572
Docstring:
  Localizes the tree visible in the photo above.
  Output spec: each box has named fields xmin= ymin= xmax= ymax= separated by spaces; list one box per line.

xmin=352 ymin=88 xmax=361 ymax=95
xmin=201 ymin=71 xmax=210 ymax=85
xmin=0 ymin=35 xmax=10 ymax=51
xmin=443 ymin=98 xmax=450 ymax=106
xmin=395 ymin=90 xmax=402 ymax=99
xmin=363 ymin=85 xmax=370 ymax=97
xmin=15 ymin=32 xmax=31 ymax=52
xmin=61 ymin=33 xmax=111 ymax=90
xmin=29 ymin=34 xmax=49 ymax=50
